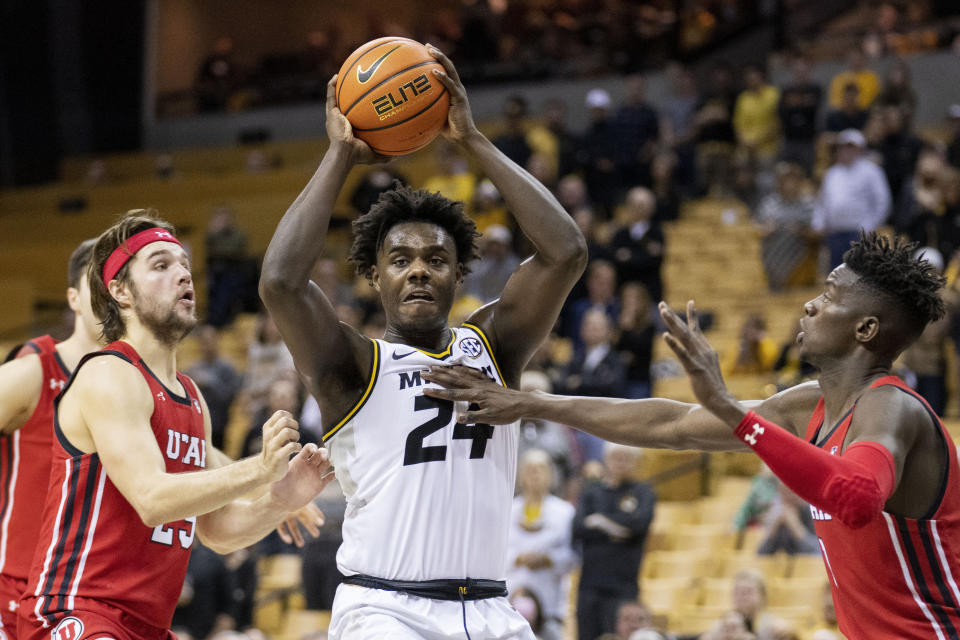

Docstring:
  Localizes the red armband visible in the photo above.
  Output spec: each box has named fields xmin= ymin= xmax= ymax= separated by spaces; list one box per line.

xmin=735 ymin=411 xmax=896 ymax=528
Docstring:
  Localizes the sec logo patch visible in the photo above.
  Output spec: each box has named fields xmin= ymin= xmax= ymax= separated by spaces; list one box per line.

xmin=459 ymin=337 xmax=483 ymax=358
xmin=51 ymin=617 xmax=84 ymax=640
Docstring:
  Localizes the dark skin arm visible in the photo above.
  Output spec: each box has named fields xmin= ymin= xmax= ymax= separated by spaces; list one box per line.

xmin=422 ymin=367 xmax=819 ymax=451
xmin=426 ymin=47 xmax=588 ymax=386
xmin=259 ymin=75 xmax=384 ymax=427
xmin=659 ymin=299 xmax=943 ymax=519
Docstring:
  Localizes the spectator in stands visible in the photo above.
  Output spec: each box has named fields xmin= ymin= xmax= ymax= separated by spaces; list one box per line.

xmin=733 ymin=65 xmax=781 ymax=165
xmin=696 ymin=611 xmax=755 ymax=640
xmin=470 ymin=178 xmax=510 ymax=233
xmin=597 ymin=601 xmax=666 ymax=640
xmin=508 ymin=587 xmax=546 ymax=639
xmin=515 ymin=371 xmax=575 ymax=484
xmin=493 ymin=94 xmax=534 ymax=169
xmin=241 ymin=311 xmax=296 ymax=415
xmin=772 ymin=320 xmax=817 ymax=391
xmin=731 ymin=570 xmax=783 ymax=636
xmin=755 ymin=162 xmax=816 ymax=291
xmin=616 ymin=283 xmax=656 ymax=400
xmin=898 ymin=149 xmax=947 ymax=242
xmin=301 ymin=482 xmax=346 ymax=610
xmin=614 ymin=75 xmax=661 ymax=188
xmin=507 ymin=449 xmax=576 ymax=640
xmin=937 ymin=167 xmax=960 ymax=258
xmin=205 ymin=205 xmax=254 ymax=327
xmin=564 ymin=259 xmax=620 ymax=346
xmin=694 ymin=61 xmax=738 ymax=197
xmin=812 ymin=129 xmax=892 ymax=269
xmin=562 ymin=308 xmax=627 ymax=399
xmin=350 ymin=166 xmax=407 ymax=215
xmin=756 ymin=479 xmax=819 ymax=555
xmin=661 ymin=64 xmax=700 ymax=192
xmin=574 ymin=444 xmax=655 ymax=640
xmin=877 ymin=103 xmax=925 ymax=203
xmin=185 ymin=325 xmax=241 ymax=450
xmin=823 ymin=83 xmax=869 ymax=135
xmin=558 ymin=173 xmax=591 ymax=214
xmin=241 ymin=376 xmax=304 ymax=458
xmin=733 ymin=464 xmax=778 ymax=544
xmin=877 ymin=59 xmax=917 ymax=125
xmin=650 ymin=150 xmax=682 ymax=222
xmin=827 ymin=49 xmax=879 ymax=110
xmin=610 ymin=187 xmax=665 ymax=303
xmin=725 ymin=313 xmax=779 ymax=375
xmin=777 ymin=55 xmax=822 ymax=173
xmin=196 ymin=36 xmax=242 ymax=112
xmin=527 ymin=99 xmax=579 ymax=184
xmin=808 ymin=583 xmax=841 ymax=640
xmin=172 ymin=542 xmax=239 ymax=639
xmin=900 ymin=248 xmax=952 ymax=416
xmin=947 ymin=104 xmax=960 ymax=168
xmin=580 ymin=88 xmax=623 ymax=217
xmin=464 ymin=223 xmax=520 ymax=304
xmin=421 ymin=141 xmax=476 ymax=204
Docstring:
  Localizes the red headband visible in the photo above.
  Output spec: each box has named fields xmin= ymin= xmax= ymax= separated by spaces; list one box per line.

xmin=102 ymin=227 xmax=182 ymax=287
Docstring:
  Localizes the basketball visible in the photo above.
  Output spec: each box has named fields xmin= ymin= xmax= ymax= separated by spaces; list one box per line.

xmin=335 ymin=37 xmax=450 ymax=156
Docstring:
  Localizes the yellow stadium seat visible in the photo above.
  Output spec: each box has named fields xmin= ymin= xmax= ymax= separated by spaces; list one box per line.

xmin=768 ymin=578 xmax=829 ymax=609
xmin=673 ymin=524 xmax=737 ymax=553
xmin=789 ymin=554 xmax=829 ymax=580
xmin=699 ymin=577 xmax=734 ymax=608
xmin=640 ymin=576 xmax=696 ymax=616
xmin=642 ymin=550 xmax=715 ymax=580
xmin=713 ymin=551 xmax=790 ymax=579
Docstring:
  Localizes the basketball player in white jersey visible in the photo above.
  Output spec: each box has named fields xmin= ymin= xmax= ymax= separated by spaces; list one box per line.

xmin=260 ymin=47 xmax=587 ymax=639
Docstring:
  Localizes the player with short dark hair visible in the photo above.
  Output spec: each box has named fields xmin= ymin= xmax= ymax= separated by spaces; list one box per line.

xmin=424 ymin=232 xmax=960 ymax=639
xmin=260 ymin=47 xmax=586 ymax=639
xmin=0 ymin=239 xmax=99 ymax=638
xmin=17 ymin=211 xmax=335 ymax=640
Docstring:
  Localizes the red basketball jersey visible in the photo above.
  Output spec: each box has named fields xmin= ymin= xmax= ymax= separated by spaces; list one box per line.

xmin=0 ymin=335 xmax=68 ymax=583
xmin=805 ymin=375 xmax=960 ymax=639
xmin=22 ymin=340 xmax=206 ymax=631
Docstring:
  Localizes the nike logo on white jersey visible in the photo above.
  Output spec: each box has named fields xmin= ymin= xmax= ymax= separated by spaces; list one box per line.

xmin=392 ymin=350 xmax=417 ymax=360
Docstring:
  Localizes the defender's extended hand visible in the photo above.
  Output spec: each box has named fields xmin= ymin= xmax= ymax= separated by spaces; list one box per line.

xmin=422 ymin=365 xmax=523 ymax=424
xmin=324 ymin=75 xmax=388 ymax=165
xmin=658 ymin=300 xmax=746 ymax=427
xmin=270 ymin=443 xmax=336 ymax=512
xmin=277 ymin=501 xmax=326 ymax=548
xmin=426 ymin=45 xmax=480 ymax=144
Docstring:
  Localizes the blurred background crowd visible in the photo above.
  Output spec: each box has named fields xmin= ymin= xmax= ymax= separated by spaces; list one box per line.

xmin=4 ymin=0 xmax=960 ymax=639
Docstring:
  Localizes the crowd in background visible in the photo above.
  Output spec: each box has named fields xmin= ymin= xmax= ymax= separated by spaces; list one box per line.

xmin=174 ymin=0 xmax=960 ymax=116
xmin=54 ymin=3 xmax=960 ymax=639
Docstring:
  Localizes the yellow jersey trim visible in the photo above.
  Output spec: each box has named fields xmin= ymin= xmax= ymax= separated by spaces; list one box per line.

xmin=322 ymin=340 xmax=380 ymax=442
xmin=461 ymin=322 xmax=505 ymax=385
xmin=409 ymin=328 xmax=457 ymax=359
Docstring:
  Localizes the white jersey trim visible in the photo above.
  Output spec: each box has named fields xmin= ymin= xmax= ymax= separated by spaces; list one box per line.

xmin=883 ymin=512 xmax=947 ymax=640
xmin=67 ymin=467 xmax=106 ymax=610
xmin=33 ymin=458 xmax=73 ymax=625
xmin=0 ymin=431 xmax=20 ymax=574
xmin=323 ymin=340 xmax=380 ymax=443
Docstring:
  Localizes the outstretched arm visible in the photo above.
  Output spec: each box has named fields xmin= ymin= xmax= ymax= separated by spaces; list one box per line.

xmin=422 ymin=365 xmax=819 ymax=451
xmin=66 ymin=358 xmax=302 ymax=528
xmin=259 ymin=75 xmax=379 ymax=400
xmin=428 ymin=47 xmax=587 ymax=383
xmin=659 ymin=300 xmax=900 ymax=528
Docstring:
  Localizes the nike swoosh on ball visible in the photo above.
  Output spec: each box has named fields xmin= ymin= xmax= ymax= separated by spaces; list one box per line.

xmin=357 ymin=45 xmax=401 ymax=83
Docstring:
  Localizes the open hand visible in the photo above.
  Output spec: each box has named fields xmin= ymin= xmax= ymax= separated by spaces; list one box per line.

xmin=277 ymin=500 xmax=326 ymax=548
xmin=659 ymin=300 xmax=746 ymax=426
xmin=422 ymin=365 xmax=522 ymax=424
xmin=270 ymin=443 xmax=336 ymax=512
xmin=426 ymin=45 xmax=480 ymax=144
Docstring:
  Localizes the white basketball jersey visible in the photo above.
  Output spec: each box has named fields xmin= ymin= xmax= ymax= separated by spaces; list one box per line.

xmin=323 ymin=323 xmax=519 ymax=582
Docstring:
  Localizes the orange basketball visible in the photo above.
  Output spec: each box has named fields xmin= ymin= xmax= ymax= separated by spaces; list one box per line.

xmin=335 ymin=37 xmax=450 ymax=156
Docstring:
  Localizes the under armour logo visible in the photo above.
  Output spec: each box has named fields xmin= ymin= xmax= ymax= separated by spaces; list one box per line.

xmin=157 ymin=391 xmax=165 ymax=402
xmin=830 ymin=445 xmax=839 ymax=455
xmin=7 ymin=598 xmax=16 ymax=612
xmin=155 ymin=230 xmax=174 ymax=241
xmin=744 ymin=423 xmax=764 ymax=445
xmin=49 ymin=378 xmax=65 ymax=392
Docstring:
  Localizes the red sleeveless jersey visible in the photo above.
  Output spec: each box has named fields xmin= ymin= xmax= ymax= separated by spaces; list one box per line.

xmin=22 ymin=341 xmax=206 ymax=631
xmin=805 ymin=375 xmax=960 ymax=639
xmin=0 ymin=335 xmax=69 ymax=582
